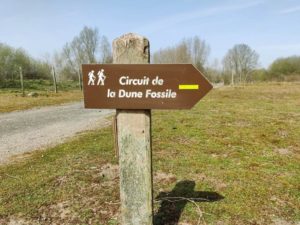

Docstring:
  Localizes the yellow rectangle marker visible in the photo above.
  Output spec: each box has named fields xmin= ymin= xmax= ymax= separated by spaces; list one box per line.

xmin=179 ymin=84 xmax=199 ymax=90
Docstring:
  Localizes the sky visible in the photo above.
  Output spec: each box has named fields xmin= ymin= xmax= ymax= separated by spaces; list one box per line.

xmin=0 ymin=0 xmax=300 ymax=68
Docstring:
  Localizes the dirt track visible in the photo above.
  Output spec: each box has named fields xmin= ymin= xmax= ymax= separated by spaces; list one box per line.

xmin=0 ymin=102 xmax=114 ymax=164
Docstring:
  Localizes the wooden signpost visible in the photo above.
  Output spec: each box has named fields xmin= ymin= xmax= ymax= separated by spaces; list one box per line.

xmin=82 ymin=33 xmax=212 ymax=225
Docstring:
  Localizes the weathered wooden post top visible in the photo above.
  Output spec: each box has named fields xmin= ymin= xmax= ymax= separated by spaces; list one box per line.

xmin=82 ymin=33 xmax=212 ymax=225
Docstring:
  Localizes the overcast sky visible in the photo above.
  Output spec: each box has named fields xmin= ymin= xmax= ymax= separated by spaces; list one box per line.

xmin=0 ymin=0 xmax=299 ymax=68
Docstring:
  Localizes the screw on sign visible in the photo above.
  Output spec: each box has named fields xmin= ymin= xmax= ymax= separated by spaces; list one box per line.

xmin=82 ymin=64 xmax=212 ymax=109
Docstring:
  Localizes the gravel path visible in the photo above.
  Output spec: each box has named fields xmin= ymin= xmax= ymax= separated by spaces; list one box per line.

xmin=0 ymin=102 xmax=114 ymax=164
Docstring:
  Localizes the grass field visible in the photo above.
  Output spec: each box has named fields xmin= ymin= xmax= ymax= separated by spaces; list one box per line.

xmin=0 ymin=80 xmax=83 ymax=113
xmin=0 ymin=82 xmax=299 ymax=225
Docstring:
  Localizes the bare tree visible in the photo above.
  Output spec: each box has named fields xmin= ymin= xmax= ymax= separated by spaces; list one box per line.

xmin=223 ymin=44 xmax=259 ymax=84
xmin=100 ymin=36 xmax=113 ymax=63
xmin=79 ymin=27 xmax=99 ymax=63
xmin=63 ymin=26 xmax=99 ymax=70
xmin=189 ymin=36 xmax=210 ymax=71
xmin=205 ymin=58 xmax=223 ymax=83
xmin=152 ymin=36 xmax=210 ymax=72
xmin=57 ymin=26 xmax=112 ymax=80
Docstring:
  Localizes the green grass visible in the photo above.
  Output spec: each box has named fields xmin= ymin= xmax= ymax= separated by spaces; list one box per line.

xmin=0 ymin=82 xmax=299 ymax=224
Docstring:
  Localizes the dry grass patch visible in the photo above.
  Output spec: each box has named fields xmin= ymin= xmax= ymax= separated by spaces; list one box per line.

xmin=0 ymin=90 xmax=82 ymax=113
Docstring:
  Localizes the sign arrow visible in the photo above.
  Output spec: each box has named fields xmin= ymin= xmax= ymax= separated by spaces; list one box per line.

xmin=82 ymin=64 xmax=213 ymax=109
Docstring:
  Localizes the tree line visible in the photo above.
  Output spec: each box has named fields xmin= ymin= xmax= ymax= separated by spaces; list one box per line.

xmin=0 ymin=26 xmax=299 ymax=88
xmin=0 ymin=26 xmax=112 ymax=88
xmin=0 ymin=43 xmax=51 ymax=86
xmin=153 ymin=39 xmax=300 ymax=84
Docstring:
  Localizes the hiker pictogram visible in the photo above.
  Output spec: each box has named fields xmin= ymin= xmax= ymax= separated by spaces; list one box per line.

xmin=97 ymin=69 xmax=106 ymax=86
xmin=88 ymin=70 xmax=96 ymax=86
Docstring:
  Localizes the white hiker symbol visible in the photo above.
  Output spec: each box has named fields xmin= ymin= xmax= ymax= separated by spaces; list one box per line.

xmin=97 ymin=69 xmax=106 ymax=86
xmin=88 ymin=70 xmax=96 ymax=85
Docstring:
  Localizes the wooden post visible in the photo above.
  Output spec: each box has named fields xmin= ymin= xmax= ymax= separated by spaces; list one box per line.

xmin=52 ymin=66 xmax=58 ymax=93
xmin=19 ymin=66 xmax=24 ymax=97
xmin=78 ymin=69 xmax=83 ymax=91
xmin=113 ymin=33 xmax=153 ymax=225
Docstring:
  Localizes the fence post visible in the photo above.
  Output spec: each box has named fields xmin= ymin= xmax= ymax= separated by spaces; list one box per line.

xmin=52 ymin=66 xmax=58 ymax=93
xmin=78 ymin=69 xmax=83 ymax=91
xmin=113 ymin=33 xmax=153 ymax=225
xmin=19 ymin=66 xmax=24 ymax=97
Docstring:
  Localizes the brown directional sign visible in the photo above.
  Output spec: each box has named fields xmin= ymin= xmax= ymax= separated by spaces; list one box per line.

xmin=82 ymin=64 xmax=213 ymax=109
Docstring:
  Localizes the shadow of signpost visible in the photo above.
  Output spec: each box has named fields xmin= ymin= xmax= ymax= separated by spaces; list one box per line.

xmin=154 ymin=180 xmax=224 ymax=225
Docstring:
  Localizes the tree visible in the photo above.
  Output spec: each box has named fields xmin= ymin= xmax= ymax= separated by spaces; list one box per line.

xmin=268 ymin=56 xmax=300 ymax=81
xmin=57 ymin=26 xmax=112 ymax=80
xmin=14 ymin=48 xmax=34 ymax=79
xmin=190 ymin=36 xmax=210 ymax=71
xmin=152 ymin=36 xmax=210 ymax=72
xmin=251 ymin=69 xmax=268 ymax=82
xmin=222 ymin=44 xmax=259 ymax=84
xmin=78 ymin=26 xmax=99 ymax=63
xmin=100 ymin=36 xmax=113 ymax=63
xmin=0 ymin=43 xmax=52 ymax=88
xmin=0 ymin=43 xmax=15 ymax=81
xmin=61 ymin=26 xmax=100 ymax=74
xmin=205 ymin=58 xmax=223 ymax=83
